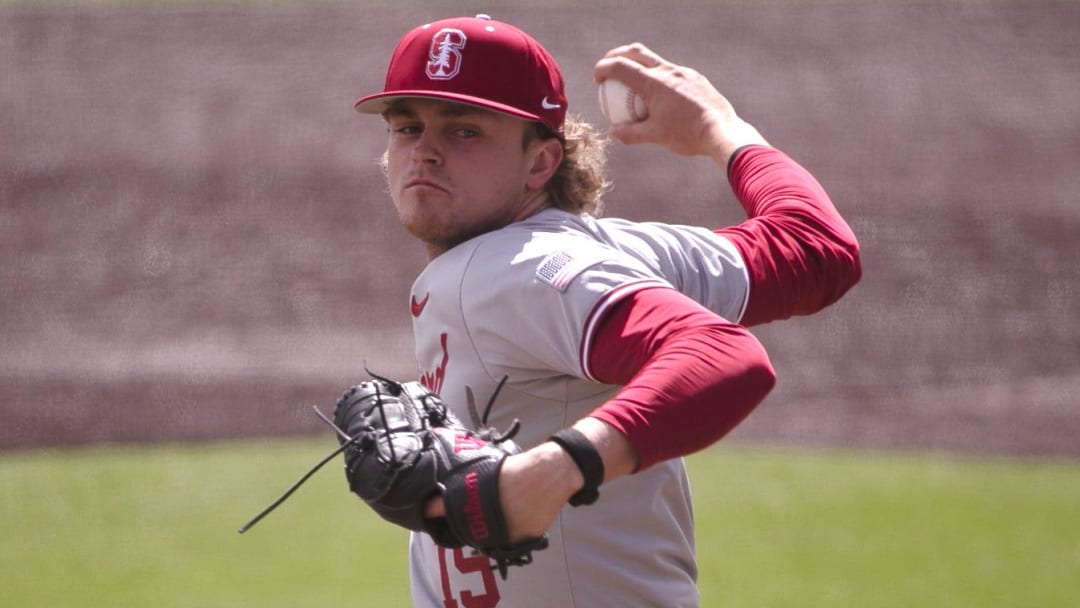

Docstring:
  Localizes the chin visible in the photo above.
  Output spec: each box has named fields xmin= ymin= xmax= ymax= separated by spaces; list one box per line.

xmin=399 ymin=215 xmax=449 ymax=246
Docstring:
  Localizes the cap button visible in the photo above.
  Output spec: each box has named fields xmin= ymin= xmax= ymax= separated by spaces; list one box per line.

xmin=475 ymin=14 xmax=492 ymax=20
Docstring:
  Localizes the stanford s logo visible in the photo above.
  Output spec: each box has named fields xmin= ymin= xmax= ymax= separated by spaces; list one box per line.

xmin=427 ymin=28 xmax=467 ymax=80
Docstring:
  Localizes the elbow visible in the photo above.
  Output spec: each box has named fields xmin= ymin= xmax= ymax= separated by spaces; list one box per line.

xmin=843 ymin=230 xmax=863 ymax=288
xmin=835 ymin=233 xmax=863 ymax=296
xmin=725 ymin=330 xmax=776 ymax=413
xmin=707 ymin=338 xmax=775 ymax=447
xmin=821 ymin=226 xmax=863 ymax=305
xmin=747 ymin=348 xmax=777 ymax=405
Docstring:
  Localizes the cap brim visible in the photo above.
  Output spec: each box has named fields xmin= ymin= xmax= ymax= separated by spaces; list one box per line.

xmin=354 ymin=90 xmax=542 ymax=124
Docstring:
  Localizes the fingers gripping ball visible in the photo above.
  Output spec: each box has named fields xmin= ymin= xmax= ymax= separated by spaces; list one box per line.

xmin=598 ymin=79 xmax=648 ymax=124
xmin=332 ymin=378 xmax=548 ymax=577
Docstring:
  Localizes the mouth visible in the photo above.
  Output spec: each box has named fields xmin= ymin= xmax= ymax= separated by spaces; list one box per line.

xmin=404 ymin=178 xmax=448 ymax=194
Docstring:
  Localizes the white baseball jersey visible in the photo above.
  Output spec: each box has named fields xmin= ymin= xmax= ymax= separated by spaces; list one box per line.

xmin=407 ymin=207 xmax=749 ymax=608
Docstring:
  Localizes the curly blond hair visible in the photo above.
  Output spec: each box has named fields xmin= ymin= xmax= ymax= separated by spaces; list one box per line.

xmin=527 ymin=117 xmax=611 ymax=216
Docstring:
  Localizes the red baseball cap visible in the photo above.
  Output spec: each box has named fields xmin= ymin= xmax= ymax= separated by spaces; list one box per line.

xmin=354 ymin=14 xmax=567 ymax=133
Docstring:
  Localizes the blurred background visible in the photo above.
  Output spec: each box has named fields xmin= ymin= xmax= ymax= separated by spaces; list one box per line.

xmin=2 ymin=2 xmax=1078 ymax=606
xmin=3 ymin=1 xmax=1077 ymax=455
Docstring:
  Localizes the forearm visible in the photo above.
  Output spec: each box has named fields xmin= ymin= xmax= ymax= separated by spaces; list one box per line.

xmin=701 ymin=112 xmax=771 ymax=170
xmin=585 ymin=286 xmax=776 ymax=471
xmin=570 ymin=417 xmax=638 ymax=481
xmin=588 ymin=318 xmax=775 ymax=470
xmin=504 ymin=286 xmax=775 ymax=538
xmin=495 ymin=417 xmax=636 ymax=541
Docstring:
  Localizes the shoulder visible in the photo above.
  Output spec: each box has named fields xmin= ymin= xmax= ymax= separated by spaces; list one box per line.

xmin=420 ymin=209 xmax=681 ymax=315
xmin=430 ymin=209 xmax=631 ymax=273
xmin=596 ymin=215 xmax=740 ymax=255
xmin=472 ymin=209 xmax=663 ymax=290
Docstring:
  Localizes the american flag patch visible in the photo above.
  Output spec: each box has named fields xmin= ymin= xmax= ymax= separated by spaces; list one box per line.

xmin=536 ymin=250 xmax=596 ymax=292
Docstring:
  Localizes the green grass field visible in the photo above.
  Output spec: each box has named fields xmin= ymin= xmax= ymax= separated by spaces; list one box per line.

xmin=2 ymin=438 xmax=1078 ymax=607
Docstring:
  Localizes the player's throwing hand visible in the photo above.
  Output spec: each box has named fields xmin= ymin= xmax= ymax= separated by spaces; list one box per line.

xmin=594 ymin=43 xmax=768 ymax=162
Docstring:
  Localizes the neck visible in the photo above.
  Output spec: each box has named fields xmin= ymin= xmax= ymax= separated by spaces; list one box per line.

xmin=512 ymin=188 xmax=551 ymax=223
xmin=422 ymin=190 xmax=553 ymax=262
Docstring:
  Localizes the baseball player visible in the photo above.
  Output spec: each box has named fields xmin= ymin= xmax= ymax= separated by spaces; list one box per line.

xmin=348 ymin=14 xmax=861 ymax=607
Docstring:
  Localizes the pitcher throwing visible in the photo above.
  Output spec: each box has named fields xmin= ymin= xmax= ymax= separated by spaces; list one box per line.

xmin=341 ymin=13 xmax=861 ymax=607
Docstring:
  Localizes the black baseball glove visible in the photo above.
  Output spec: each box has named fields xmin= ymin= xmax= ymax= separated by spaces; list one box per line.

xmin=332 ymin=376 xmax=548 ymax=578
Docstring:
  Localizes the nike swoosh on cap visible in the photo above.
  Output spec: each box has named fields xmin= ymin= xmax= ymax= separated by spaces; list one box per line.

xmin=541 ymin=97 xmax=561 ymax=110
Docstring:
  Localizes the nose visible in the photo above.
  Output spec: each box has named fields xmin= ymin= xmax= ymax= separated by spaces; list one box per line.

xmin=409 ymin=130 xmax=441 ymax=166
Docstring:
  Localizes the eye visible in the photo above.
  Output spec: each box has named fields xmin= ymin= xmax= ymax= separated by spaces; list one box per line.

xmin=455 ymin=127 xmax=481 ymax=139
xmin=391 ymin=124 xmax=422 ymax=136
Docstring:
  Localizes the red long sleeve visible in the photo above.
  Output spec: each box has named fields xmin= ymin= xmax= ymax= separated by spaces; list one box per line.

xmin=581 ymin=146 xmax=857 ymax=469
xmin=587 ymin=286 xmax=776 ymax=470
xmin=718 ymin=146 xmax=862 ymax=327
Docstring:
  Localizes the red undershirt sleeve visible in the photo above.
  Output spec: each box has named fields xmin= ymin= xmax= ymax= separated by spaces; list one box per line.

xmin=718 ymin=145 xmax=862 ymax=327
xmin=586 ymin=286 xmax=776 ymax=471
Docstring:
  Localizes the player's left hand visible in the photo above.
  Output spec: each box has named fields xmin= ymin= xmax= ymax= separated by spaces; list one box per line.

xmin=426 ymin=417 xmax=640 ymax=545
xmin=425 ymin=441 xmax=583 ymax=542
xmin=334 ymin=377 xmax=549 ymax=578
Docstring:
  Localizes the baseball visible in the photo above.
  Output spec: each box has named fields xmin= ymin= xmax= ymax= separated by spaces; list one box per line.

xmin=598 ymin=79 xmax=648 ymax=124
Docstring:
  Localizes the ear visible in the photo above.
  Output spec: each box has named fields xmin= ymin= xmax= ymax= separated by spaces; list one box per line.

xmin=524 ymin=137 xmax=564 ymax=191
